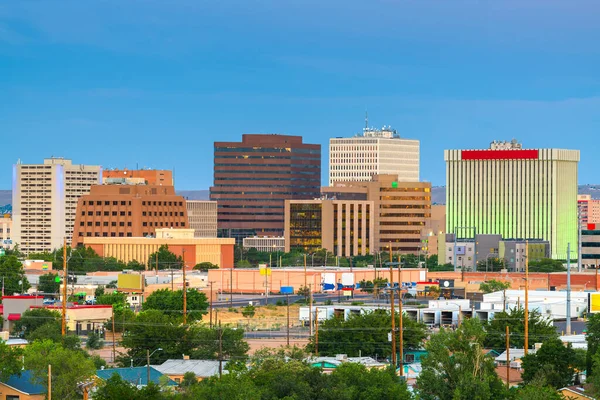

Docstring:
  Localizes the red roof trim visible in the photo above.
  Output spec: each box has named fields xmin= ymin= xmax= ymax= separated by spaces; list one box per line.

xmin=2 ymin=296 xmax=45 ymax=300
xmin=461 ymin=149 xmax=539 ymax=160
xmin=7 ymin=313 xmax=21 ymax=321
xmin=31 ymin=305 xmax=113 ymax=310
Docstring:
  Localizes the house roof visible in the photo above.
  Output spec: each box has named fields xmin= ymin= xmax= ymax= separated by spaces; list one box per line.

xmin=559 ymin=386 xmax=594 ymax=399
xmin=151 ymin=360 xmax=223 ymax=378
xmin=495 ymin=348 xmax=535 ymax=362
xmin=2 ymin=370 xmax=46 ymax=395
xmin=96 ymin=367 xmax=178 ymax=386
xmin=306 ymin=356 xmax=386 ymax=369
xmin=495 ymin=366 xmax=523 ymax=384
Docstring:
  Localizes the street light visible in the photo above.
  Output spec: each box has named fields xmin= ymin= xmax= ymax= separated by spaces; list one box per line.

xmin=147 ymin=348 xmax=163 ymax=384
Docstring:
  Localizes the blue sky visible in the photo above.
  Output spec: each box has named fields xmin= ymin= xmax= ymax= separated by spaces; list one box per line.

xmin=1 ymin=0 xmax=599 ymax=190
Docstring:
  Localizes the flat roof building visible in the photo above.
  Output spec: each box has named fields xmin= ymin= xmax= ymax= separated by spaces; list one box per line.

xmin=243 ymin=236 xmax=285 ymax=253
xmin=322 ymin=175 xmax=431 ymax=254
xmin=284 ymin=199 xmax=375 ymax=257
xmin=12 ymin=157 xmax=102 ymax=253
xmin=72 ymin=185 xmax=188 ymax=246
xmin=329 ymin=124 xmax=419 ymax=185
xmin=186 ymin=200 xmax=217 ymax=238
xmin=102 ymin=169 xmax=173 ymax=186
xmin=0 ymin=216 xmax=12 ymax=250
xmin=578 ymin=195 xmax=600 ymax=228
xmin=445 ymin=140 xmax=579 ymax=258
xmin=210 ymin=134 xmax=321 ymax=243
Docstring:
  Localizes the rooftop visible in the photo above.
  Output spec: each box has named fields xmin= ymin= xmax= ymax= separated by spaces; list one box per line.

xmin=2 ymin=370 xmax=46 ymax=395
xmin=152 ymin=359 xmax=224 ymax=378
xmin=96 ymin=366 xmax=178 ymax=387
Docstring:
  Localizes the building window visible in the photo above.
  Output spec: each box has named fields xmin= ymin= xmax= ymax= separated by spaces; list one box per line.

xmin=87 ymin=222 xmax=92 ymax=226
xmin=113 ymin=201 xmax=118 ymax=206
xmin=86 ymin=232 xmax=92 ymax=236
xmin=95 ymin=222 xmax=100 ymax=226
xmin=127 ymin=222 xmax=132 ymax=227
xmin=128 ymin=211 xmax=131 ymax=216
xmin=143 ymin=222 xmax=147 ymax=227
xmin=111 ymin=222 xmax=116 ymax=226
xmin=119 ymin=222 xmax=124 ymax=226
xmin=103 ymin=232 xmax=108 ymax=237
xmin=111 ymin=232 xmax=116 ymax=237
xmin=118 ymin=232 xmax=124 ymax=237
xmin=128 ymin=201 xmax=131 ymax=206
xmin=142 ymin=212 xmax=147 ymax=216
xmin=105 ymin=201 xmax=110 ymax=206
xmin=87 ymin=211 xmax=93 ymax=216
xmin=127 ymin=232 xmax=132 ymax=237
xmin=121 ymin=201 xmax=126 ymax=206
xmin=120 ymin=211 xmax=125 ymax=216
xmin=142 ymin=201 xmax=146 ymax=206
xmin=112 ymin=211 xmax=117 ymax=216
xmin=80 ymin=222 xmax=84 ymax=226
xmin=104 ymin=211 xmax=109 ymax=216
xmin=103 ymin=222 xmax=108 ymax=227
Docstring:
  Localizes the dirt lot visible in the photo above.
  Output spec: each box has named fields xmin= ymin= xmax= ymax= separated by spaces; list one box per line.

xmin=203 ymin=304 xmax=301 ymax=330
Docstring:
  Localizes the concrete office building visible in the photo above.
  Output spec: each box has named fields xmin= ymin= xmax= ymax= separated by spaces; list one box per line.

xmin=581 ymin=223 xmax=600 ymax=268
xmin=284 ymin=199 xmax=375 ymax=257
xmin=102 ymin=169 xmax=173 ymax=186
xmin=210 ymin=134 xmax=321 ymax=242
xmin=0 ymin=216 xmax=12 ymax=250
xmin=445 ymin=140 xmax=579 ymax=258
xmin=186 ymin=201 xmax=217 ymax=237
xmin=322 ymin=175 xmax=431 ymax=254
xmin=12 ymin=158 xmax=102 ymax=253
xmin=72 ymin=185 xmax=188 ymax=246
xmin=243 ymin=236 xmax=285 ymax=253
xmin=578 ymin=195 xmax=600 ymax=228
xmin=329 ymin=125 xmax=419 ymax=185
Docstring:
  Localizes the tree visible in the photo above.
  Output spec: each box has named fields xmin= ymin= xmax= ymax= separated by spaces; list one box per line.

xmin=147 ymin=245 xmax=182 ymax=270
xmin=477 ymin=257 xmax=504 ymax=272
xmin=242 ymin=304 xmax=256 ymax=318
xmin=142 ymin=288 xmax=208 ymax=322
xmin=97 ymin=291 xmax=135 ymax=333
xmin=426 ymin=255 xmax=439 ymax=269
xmin=514 ymin=384 xmax=565 ymax=400
xmin=54 ymin=245 xmax=104 ymax=273
xmin=181 ymin=371 xmax=198 ymax=388
xmin=13 ymin=308 xmax=60 ymax=338
xmin=528 ymin=258 xmax=566 ymax=272
xmin=24 ymin=339 xmax=96 ymax=400
xmin=416 ymin=318 xmax=507 ymax=400
xmin=428 ymin=263 xmax=454 ymax=272
xmin=521 ymin=337 xmax=578 ymax=389
xmin=194 ymin=262 xmax=219 ymax=271
xmin=126 ymin=260 xmax=145 ymax=271
xmin=0 ymin=255 xmax=31 ymax=295
xmin=0 ymin=341 xmax=23 ymax=381
xmin=188 ymin=372 xmax=261 ymax=400
xmin=95 ymin=285 xmax=105 ymax=297
xmin=587 ymin=313 xmax=600 ymax=375
xmin=189 ymin=325 xmax=250 ymax=361
xmin=235 ymin=260 xmax=252 ymax=268
xmin=484 ymin=308 xmax=557 ymax=350
xmin=307 ymin=309 xmax=427 ymax=358
xmin=38 ymin=272 xmax=61 ymax=297
xmin=27 ymin=251 xmax=54 ymax=261
xmin=479 ymin=279 xmax=511 ymax=294
xmin=86 ymin=331 xmax=104 ymax=350
xmin=297 ymin=285 xmax=310 ymax=302
xmin=93 ymin=374 xmax=165 ymax=400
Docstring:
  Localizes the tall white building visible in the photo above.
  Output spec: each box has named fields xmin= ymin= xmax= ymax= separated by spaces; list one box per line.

xmin=329 ymin=126 xmax=419 ymax=185
xmin=12 ymin=158 xmax=101 ymax=254
xmin=186 ymin=200 xmax=218 ymax=237
xmin=445 ymin=140 xmax=579 ymax=259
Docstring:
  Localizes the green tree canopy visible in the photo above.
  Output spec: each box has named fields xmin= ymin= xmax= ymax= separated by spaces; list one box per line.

xmin=188 ymin=325 xmax=250 ymax=361
xmin=484 ymin=308 xmax=558 ymax=350
xmin=13 ymin=307 xmax=60 ymax=338
xmin=528 ymin=258 xmax=566 ymax=272
xmin=416 ymin=318 xmax=507 ymax=400
xmin=0 ymin=255 xmax=30 ymax=295
xmin=147 ymin=245 xmax=182 ymax=270
xmin=307 ymin=309 xmax=427 ymax=358
xmin=142 ymin=288 xmax=208 ymax=322
xmin=38 ymin=272 xmax=61 ymax=297
xmin=0 ymin=341 xmax=23 ymax=381
xmin=521 ymin=337 xmax=578 ymax=389
xmin=24 ymin=339 xmax=96 ymax=400
xmin=479 ymin=279 xmax=511 ymax=294
xmin=587 ymin=313 xmax=600 ymax=375
xmin=194 ymin=262 xmax=219 ymax=271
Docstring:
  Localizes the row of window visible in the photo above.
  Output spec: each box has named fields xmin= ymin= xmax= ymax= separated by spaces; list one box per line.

xmin=82 ymin=221 xmax=132 ymax=227
xmin=79 ymin=232 xmax=132 ymax=237
xmin=84 ymin=200 xmax=131 ymax=206
xmin=142 ymin=211 xmax=185 ymax=217
xmin=215 ymin=147 xmax=320 ymax=155
xmin=83 ymin=211 xmax=132 ymax=216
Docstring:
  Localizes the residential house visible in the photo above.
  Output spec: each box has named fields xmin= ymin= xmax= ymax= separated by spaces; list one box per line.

xmin=96 ymin=367 xmax=178 ymax=388
xmin=558 ymin=386 xmax=595 ymax=399
xmin=306 ymin=354 xmax=387 ymax=373
xmin=151 ymin=359 xmax=225 ymax=383
xmin=0 ymin=370 xmax=45 ymax=400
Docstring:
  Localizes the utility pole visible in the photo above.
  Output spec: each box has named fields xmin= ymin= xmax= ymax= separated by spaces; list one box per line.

xmin=506 ymin=325 xmax=510 ymax=390
xmin=218 ymin=321 xmax=223 ymax=378
xmin=147 ymin=349 xmax=151 ymax=385
xmin=308 ymin=283 xmax=313 ymax=336
xmin=524 ymin=240 xmax=529 ymax=355
xmin=578 ymin=205 xmax=582 ymax=272
xmin=304 ymin=254 xmax=307 ymax=288
xmin=286 ymin=294 xmax=290 ymax=346
xmin=315 ymin=307 xmax=319 ymax=356
xmin=230 ymin=263 xmax=233 ymax=308
xmin=182 ymin=249 xmax=187 ymax=325
xmin=61 ymin=238 xmax=67 ymax=336
xmin=209 ymin=281 xmax=215 ymax=328
xmin=567 ymin=242 xmax=572 ymax=335
xmin=112 ymin=307 xmax=116 ymax=363
xmin=156 ymin=252 xmax=159 ymax=274
xmin=48 ymin=364 xmax=52 ymax=400
xmin=389 ymin=243 xmax=396 ymax=369
xmin=398 ymin=255 xmax=403 ymax=378
xmin=171 ymin=269 xmax=174 ymax=291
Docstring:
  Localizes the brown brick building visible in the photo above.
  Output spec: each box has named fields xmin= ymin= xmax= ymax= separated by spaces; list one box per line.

xmin=210 ymin=134 xmax=321 ymax=243
xmin=102 ymin=169 xmax=173 ymax=186
xmin=72 ymin=185 xmax=188 ymax=246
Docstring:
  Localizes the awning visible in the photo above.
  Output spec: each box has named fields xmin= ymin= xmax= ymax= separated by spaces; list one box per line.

xmin=7 ymin=313 xmax=21 ymax=321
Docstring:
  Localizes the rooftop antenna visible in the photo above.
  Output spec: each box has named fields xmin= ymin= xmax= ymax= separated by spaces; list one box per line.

xmin=365 ymin=110 xmax=368 ymax=130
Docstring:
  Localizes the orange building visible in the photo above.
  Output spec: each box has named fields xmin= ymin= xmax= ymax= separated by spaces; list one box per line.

xmin=102 ymin=169 xmax=173 ymax=185
xmin=72 ymin=185 xmax=188 ymax=246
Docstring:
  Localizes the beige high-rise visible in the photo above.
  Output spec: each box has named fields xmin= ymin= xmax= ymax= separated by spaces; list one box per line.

xmin=186 ymin=200 xmax=218 ymax=237
xmin=12 ymin=158 xmax=101 ymax=253
xmin=329 ymin=126 xmax=419 ymax=185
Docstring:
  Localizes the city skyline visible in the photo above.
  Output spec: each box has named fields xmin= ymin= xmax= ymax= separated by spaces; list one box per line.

xmin=2 ymin=1 xmax=599 ymax=189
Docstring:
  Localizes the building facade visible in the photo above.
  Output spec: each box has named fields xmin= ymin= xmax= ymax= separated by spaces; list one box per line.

xmin=322 ymin=175 xmax=431 ymax=254
xmin=582 ymin=224 xmax=600 ymax=268
xmin=83 ymin=236 xmax=235 ymax=268
xmin=102 ymin=169 xmax=173 ymax=186
xmin=0 ymin=216 xmax=12 ymax=249
xmin=329 ymin=126 xmax=419 ymax=185
xmin=284 ymin=199 xmax=375 ymax=257
xmin=578 ymin=195 xmax=600 ymax=228
xmin=72 ymin=185 xmax=188 ymax=246
xmin=210 ymin=134 xmax=321 ymax=242
xmin=243 ymin=236 xmax=285 ymax=253
xmin=186 ymin=201 xmax=217 ymax=237
xmin=445 ymin=140 xmax=579 ymax=258
xmin=12 ymin=158 xmax=102 ymax=253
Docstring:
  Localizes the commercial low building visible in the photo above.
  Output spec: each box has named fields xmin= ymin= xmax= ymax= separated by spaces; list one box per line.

xmin=83 ymin=233 xmax=235 ymax=268
xmin=243 ymin=236 xmax=285 ymax=253
xmin=582 ymin=224 xmax=600 ymax=268
xmin=284 ymin=199 xmax=375 ymax=256
xmin=0 ymin=215 xmax=12 ymax=250
xmin=186 ymin=200 xmax=218 ymax=237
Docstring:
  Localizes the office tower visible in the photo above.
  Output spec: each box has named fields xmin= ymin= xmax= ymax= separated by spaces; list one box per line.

xmin=578 ymin=195 xmax=600 ymax=228
xmin=445 ymin=140 xmax=579 ymax=258
xmin=102 ymin=169 xmax=174 ymax=186
xmin=186 ymin=200 xmax=218 ymax=237
xmin=322 ymin=174 xmax=432 ymax=254
xmin=210 ymin=134 xmax=321 ymax=243
xmin=72 ymin=185 xmax=188 ymax=246
xmin=284 ymin=199 xmax=375 ymax=256
xmin=0 ymin=215 xmax=12 ymax=250
xmin=12 ymin=158 xmax=101 ymax=253
xmin=329 ymin=125 xmax=419 ymax=186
